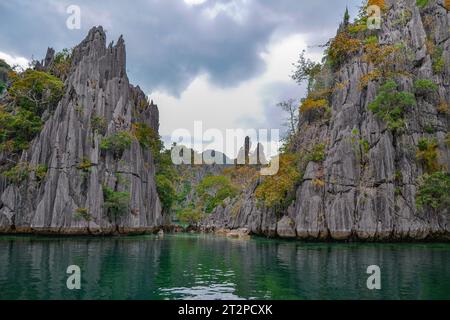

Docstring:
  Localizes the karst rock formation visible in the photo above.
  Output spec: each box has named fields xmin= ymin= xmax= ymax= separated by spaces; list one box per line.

xmin=203 ymin=0 xmax=450 ymax=240
xmin=0 ymin=27 xmax=162 ymax=234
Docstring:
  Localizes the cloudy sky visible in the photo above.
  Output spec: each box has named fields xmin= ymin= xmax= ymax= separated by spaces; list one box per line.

xmin=0 ymin=0 xmax=362 ymax=157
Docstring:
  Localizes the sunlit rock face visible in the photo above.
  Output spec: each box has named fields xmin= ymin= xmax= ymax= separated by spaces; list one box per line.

xmin=0 ymin=26 xmax=162 ymax=234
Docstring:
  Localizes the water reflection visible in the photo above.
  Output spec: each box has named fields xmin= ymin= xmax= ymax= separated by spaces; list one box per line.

xmin=0 ymin=234 xmax=449 ymax=300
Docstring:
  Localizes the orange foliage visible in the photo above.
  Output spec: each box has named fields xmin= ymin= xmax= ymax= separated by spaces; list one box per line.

xmin=363 ymin=43 xmax=398 ymax=66
xmin=368 ymin=0 xmax=386 ymax=10
xmin=328 ymin=32 xmax=362 ymax=67
xmin=300 ymin=98 xmax=328 ymax=114
xmin=359 ymin=69 xmax=381 ymax=89
xmin=437 ymin=101 xmax=449 ymax=114
xmin=308 ymin=88 xmax=333 ymax=100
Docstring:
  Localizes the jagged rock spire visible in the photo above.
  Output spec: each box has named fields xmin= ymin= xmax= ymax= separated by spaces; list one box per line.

xmin=0 ymin=26 xmax=162 ymax=235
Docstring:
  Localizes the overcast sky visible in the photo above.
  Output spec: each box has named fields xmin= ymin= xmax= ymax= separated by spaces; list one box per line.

xmin=0 ymin=0 xmax=362 ymax=157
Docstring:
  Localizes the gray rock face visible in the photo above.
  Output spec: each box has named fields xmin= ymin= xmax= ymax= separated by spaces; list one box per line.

xmin=0 ymin=26 xmax=162 ymax=234
xmin=202 ymin=0 xmax=450 ymax=240
xmin=276 ymin=216 xmax=296 ymax=239
xmin=203 ymin=180 xmax=278 ymax=237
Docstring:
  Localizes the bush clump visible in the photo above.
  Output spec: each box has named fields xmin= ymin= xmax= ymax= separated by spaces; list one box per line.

xmin=328 ymin=32 xmax=362 ymax=68
xmin=100 ymin=131 xmax=134 ymax=156
xmin=156 ymin=174 xmax=176 ymax=212
xmin=177 ymin=208 xmax=203 ymax=227
xmin=132 ymin=122 xmax=162 ymax=156
xmin=416 ymin=138 xmax=440 ymax=172
xmin=416 ymin=172 xmax=450 ymax=210
xmin=8 ymin=69 xmax=64 ymax=112
xmin=299 ymin=97 xmax=330 ymax=122
xmin=49 ymin=49 xmax=72 ymax=80
xmin=103 ymin=186 xmax=130 ymax=218
xmin=416 ymin=0 xmax=429 ymax=9
xmin=255 ymin=153 xmax=301 ymax=209
xmin=1 ymin=69 xmax=64 ymax=153
xmin=414 ymin=79 xmax=438 ymax=96
xmin=1 ymin=162 xmax=48 ymax=184
xmin=91 ymin=116 xmax=107 ymax=135
xmin=73 ymin=208 xmax=93 ymax=223
xmin=368 ymin=80 xmax=416 ymax=130
xmin=196 ymin=175 xmax=238 ymax=214
xmin=77 ymin=158 xmax=93 ymax=172
xmin=306 ymin=143 xmax=326 ymax=163
xmin=1 ymin=162 xmax=31 ymax=184
xmin=0 ymin=106 xmax=43 ymax=153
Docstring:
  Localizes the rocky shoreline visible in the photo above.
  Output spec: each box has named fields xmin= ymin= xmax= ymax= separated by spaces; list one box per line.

xmin=1 ymin=225 xmax=448 ymax=243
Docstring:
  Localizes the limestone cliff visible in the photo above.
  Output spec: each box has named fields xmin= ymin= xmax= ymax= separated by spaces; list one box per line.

xmin=0 ymin=27 xmax=162 ymax=234
xmin=202 ymin=0 xmax=450 ymax=240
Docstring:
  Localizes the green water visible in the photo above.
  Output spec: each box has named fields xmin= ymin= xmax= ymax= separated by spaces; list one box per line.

xmin=0 ymin=234 xmax=449 ymax=300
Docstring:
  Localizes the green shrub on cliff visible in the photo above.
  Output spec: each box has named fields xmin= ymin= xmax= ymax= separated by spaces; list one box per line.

xmin=100 ymin=131 xmax=133 ymax=156
xmin=306 ymin=143 xmax=326 ymax=163
xmin=8 ymin=69 xmax=64 ymax=113
xmin=414 ymin=79 xmax=438 ymax=96
xmin=73 ymin=208 xmax=93 ymax=223
xmin=292 ymin=50 xmax=322 ymax=92
xmin=1 ymin=162 xmax=50 ymax=184
xmin=0 ymin=69 xmax=64 ymax=154
xmin=91 ymin=116 xmax=107 ymax=135
xmin=196 ymin=175 xmax=238 ymax=213
xmin=156 ymin=174 xmax=176 ymax=212
xmin=177 ymin=208 xmax=203 ymax=226
xmin=416 ymin=138 xmax=440 ymax=172
xmin=416 ymin=0 xmax=429 ymax=9
xmin=255 ymin=153 xmax=301 ymax=209
xmin=327 ymin=31 xmax=362 ymax=68
xmin=132 ymin=122 xmax=162 ymax=157
xmin=416 ymin=172 xmax=450 ymax=210
xmin=50 ymin=48 xmax=72 ymax=79
xmin=369 ymin=80 xmax=416 ymax=130
xmin=0 ymin=107 xmax=43 ymax=153
xmin=1 ymin=162 xmax=31 ymax=184
xmin=103 ymin=186 xmax=130 ymax=218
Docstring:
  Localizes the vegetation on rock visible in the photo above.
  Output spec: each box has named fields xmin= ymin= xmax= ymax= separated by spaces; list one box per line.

xmin=413 ymin=79 xmax=438 ymax=96
xmin=8 ymin=69 xmax=64 ymax=112
xmin=103 ymin=185 xmax=130 ymax=218
xmin=255 ymin=154 xmax=301 ymax=209
xmin=292 ymin=51 xmax=322 ymax=92
xmin=327 ymin=31 xmax=362 ymax=68
xmin=73 ymin=208 xmax=93 ymax=223
xmin=132 ymin=122 xmax=162 ymax=157
xmin=100 ymin=131 xmax=134 ymax=156
xmin=416 ymin=138 xmax=440 ymax=173
xmin=368 ymin=80 xmax=416 ymax=130
xmin=1 ymin=162 xmax=48 ymax=184
xmin=177 ymin=208 xmax=203 ymax=226
xmin=0 ymin=69 xmax=64 ymax=154
xmin=156 ymin=174 xmax=176 ymax=212
xmin=196 ymin=175 xmax=238 ymax=214
xmin=49 ymin=48 xmax=72 ymax=80
xmin=91 ymin=116 xmax=107 ymax=135
xmin=416 ymin=172 xmax=450 ymax=210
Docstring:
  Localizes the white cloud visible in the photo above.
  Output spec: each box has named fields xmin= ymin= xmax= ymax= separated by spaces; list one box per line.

xmin=152 ymin=33 xmax=310 ymax=158
xmin=0 ymin=51 xmax=29 ymax=70
xmin=184 ymin=0 xmax=208 ymax=6
xmin=203 ymin=0 xmax=250 ymax=23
